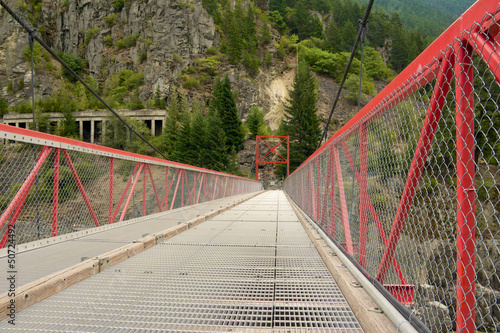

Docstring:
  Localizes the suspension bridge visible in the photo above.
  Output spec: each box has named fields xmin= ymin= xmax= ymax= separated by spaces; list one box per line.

xmin=0 ymin=0 xmax=499 ymax=332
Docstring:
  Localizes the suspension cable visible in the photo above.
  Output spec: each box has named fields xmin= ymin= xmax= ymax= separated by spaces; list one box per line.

xmin=0 ymin=0 xmax=169 ymax=160
xmin=317 ymin=0 xmax=375 ymax=149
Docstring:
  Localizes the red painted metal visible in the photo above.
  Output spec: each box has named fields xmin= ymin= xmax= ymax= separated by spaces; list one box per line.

xmin=288 ymin=0 xmax=500 ymax=178
xmin=0 ymin=124 xmax=260 ymax=184
xmin=146 ymin=165 xmax=162 ymax=212
xmin=170 ymin=170 xmax=182 ymax=210
xmin=119 ymin=163 xmax=144 ymax=222
xmin=309 ymin=164 xmax=316 ymax=218
xmin=455 ymin=43 xmax=476 ymax=333
xmin=109 ymin=158 xmax=114 ymax=224
xmin=143 ymin=164 xmax=147 ymax=216
xmin=161 ymin=168 xmax=179 ymax=211
xmin=377 ymin=50 xmax=455 ymax=283
xmin=467 ymin=30 xmax=500 ymax=85
xmin=111 ymin=162 xmax=140 ymax=223
xmin=341 ymin=141 xmax=406 ymax=284
xmin=0 ymin=147 xmax=53 ymax=247
xmin=255 ymin=136 xmax=290 ymax=180
xmin=315 ymin=159 xmax=321 ymax=221
xmin=0 ymin=147 xmax=52 ymax=230
xmin=62 ymin=149 xmax=100 ymax=227
xmin=196 ymin=173 xmax=205 ymax=204
xmin=358 ymin=123 xmax=368 ymax=269
xmin=52 ymin=148 xmax=60 ymax=237
xmin=329 ymin=146 xmax=336 ymax=238
xmin=333 ymin=145 xmax=354 ymax=256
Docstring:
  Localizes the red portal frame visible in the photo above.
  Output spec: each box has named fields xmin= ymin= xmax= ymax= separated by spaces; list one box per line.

xmin=255 ymin=136 xmax=290 ymax=181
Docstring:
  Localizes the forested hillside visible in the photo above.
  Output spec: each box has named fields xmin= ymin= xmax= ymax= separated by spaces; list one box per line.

xmin=358 ymin=0 xmax=475 ymax=39
xmin=0 ymin=0 xmax=466 ymax=177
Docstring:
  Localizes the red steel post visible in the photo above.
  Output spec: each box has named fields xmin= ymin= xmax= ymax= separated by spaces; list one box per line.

xmin=52 ymin=148 xmax=60 ymax=237
xmin=143 ymin=164 xmax=147 ymax=216
xmin=62 ymin=149 xmax=100 ymax=227
xmin=330 ymin=146 xmax=336 ymax=238
xmin=256 ymin=136 xmax=259 ymax=181
xmin=455 ymin=43 xmax=476 ymax=333
xmin=109 ymin=158 xmax=114 ymax=224
xmin=315 ymin=159 xmax=321 ymax=221
xmin=358 ymin=123 xmax=368 ymax=268
xmin=309 ymin=164 xmax=315 ymax=218
xmin=287 ymin=135 xmax=290 ymax=177
xmin=377 ymin=51 xmax=455 ymax=282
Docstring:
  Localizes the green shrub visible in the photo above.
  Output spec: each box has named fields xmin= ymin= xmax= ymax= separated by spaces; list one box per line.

xmin=61 ymin=53 xmax=87 ymax=82
xmin=85 ymin=27 xmax=100 ymax=43
xmin=104 ymin=13 xmax=115 ymax=27
xmin=11 ymin=101 xmax=32 ymax=113
xmin=18 ymin=79 xmax=24 ymax=90
xmin=182 ymin=76 xmax=200 ymax=90
xmin=113 ymin=0 xmax=124 ymax=11
xmin=7 ymin=80 xmax=13 ymax=93
xmin=116 ymin=38 xmax=126 ymax=49
xmin=0 ymin=97 xmax=8 ymax=116
xmin=23 ymin=43 xmax=50 ymax=69
xmin=104 ymin=35 xmax=113 ymax=47
xmin=206 ymin=46 xmax=218 ymax=55
xmin=123 ymin=33 xmax=139 ymax=47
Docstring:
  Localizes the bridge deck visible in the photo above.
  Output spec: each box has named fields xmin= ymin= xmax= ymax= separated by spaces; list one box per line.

xmin=0 ymin=191 xmax=364 ymax=332
xmin=0 ymin=192 xmax=256 ymax=293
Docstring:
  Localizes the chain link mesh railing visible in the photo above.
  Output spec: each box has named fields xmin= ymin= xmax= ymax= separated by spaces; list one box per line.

xmin=0 ymin=125 xmax=262 ymax=246
xmin=284 ymin=2 xmax=500 ymax=332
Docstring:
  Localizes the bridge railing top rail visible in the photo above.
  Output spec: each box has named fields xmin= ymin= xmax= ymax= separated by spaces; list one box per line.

xmin=0 ymin=123 xmax=259 ymax=182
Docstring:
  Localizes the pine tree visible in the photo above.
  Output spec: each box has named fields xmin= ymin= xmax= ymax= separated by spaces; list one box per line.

xmin=171 ymin=111 xmax=196 ymax=165
xmin=162 ymin=90 xmax=182 ymax=157
xmin=204 ymin=109 xmax=228 ymax=171
xmin=247 ymin=106 xmax=266 ymax=138
xmin=209 ymin=75 xmax=245 ymax=153
xmin=278 ymin=61 xmax=321 ymax=174
xmin=325 ymin=20 xmax=342 ymax=53
xmin=153 ymin=86 xmax=166 ymax=109
xmin=190 ymin=100 xmax=207 ymax=167
xmin=259 ymin=23 xmax=272 ymax=45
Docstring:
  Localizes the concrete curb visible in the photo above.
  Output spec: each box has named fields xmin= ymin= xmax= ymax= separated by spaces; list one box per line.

xmin=0 ymin=190 xmax=265 ymax=320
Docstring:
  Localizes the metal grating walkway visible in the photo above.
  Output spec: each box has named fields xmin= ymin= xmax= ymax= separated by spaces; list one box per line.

xmin=0 ymin=191 xmax=364 ymax=332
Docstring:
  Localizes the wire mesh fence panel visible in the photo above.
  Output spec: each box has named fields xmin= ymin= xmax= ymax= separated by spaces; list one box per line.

xmin=0 ymin=126 xmax=262 ymax=247
xmin=284 ymin=2 xmax=500 ymax=332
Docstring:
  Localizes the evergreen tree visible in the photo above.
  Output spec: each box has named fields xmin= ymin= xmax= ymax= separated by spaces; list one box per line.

xmin=289 ymin=0 xmax=323 ymax=40
xmin=171 ymin=111 xmax=196 ymax=164
xmin=162 ymin=90 xmax=183 ymax=156
xmin=324 ymin=20 xmax=342 ymax=53
xmin=190 ymin=101 xmax=208 ymax=167
xmin=340 ymin=19 xmax=356 ymax=52
xmin=259 ymin=23 xmax=272 ymax=45
xmin=278 ymin=61 xmax=321 ymax=174
xmin=246 ymin=106 xmax=267 ymax=138
xmin=204 ymin=109 xmax=228 ymax=171
xmin=209 ymin=75 xmax=245 ymax=153
xmin=153 ymin=86 xmax=166 ymax=109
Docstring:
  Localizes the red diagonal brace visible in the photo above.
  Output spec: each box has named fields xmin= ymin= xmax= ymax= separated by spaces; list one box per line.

xmin=333 ymin=145 xmax=354 ymax=256
xmin=111 ymin=162 xmax=141 ymax=223
xmin=119 ymin=163 xmax=144 ymax=222
xmin=52 ymin=148 xmax=60 ymax=237
xmin=62 ymin=149 xmax=100 ymax=227
xmin=341 ymin=140 xmax=406 ymax=283
xmin=377 ymin=50 xmax=454 ymax=282
xmin=146 ymin=165 xmax=162 ymax=212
